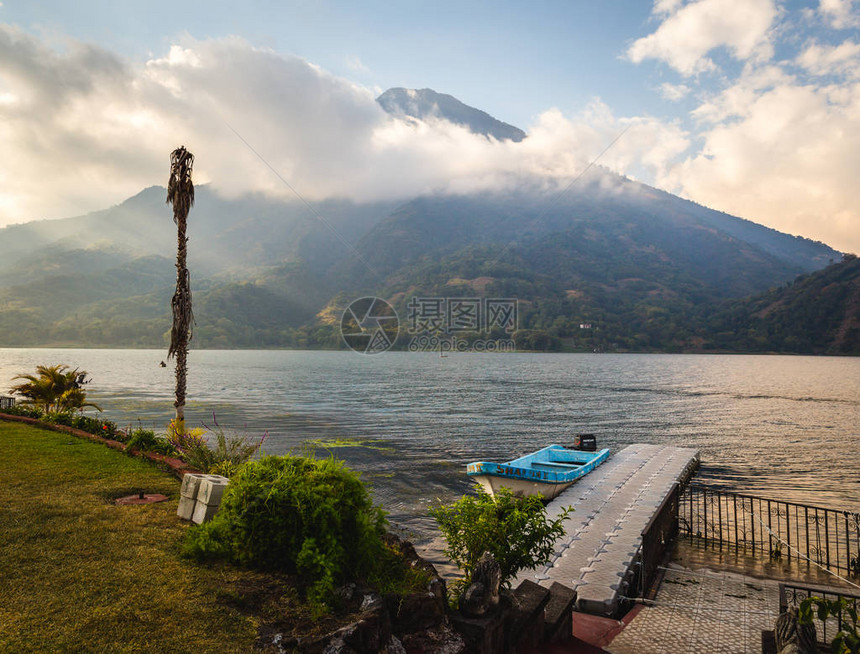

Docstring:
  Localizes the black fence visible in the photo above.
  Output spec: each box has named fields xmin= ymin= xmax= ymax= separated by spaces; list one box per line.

xmin=679 ymin=485 xmax=860 ymax=578
xmin=780 ymin=582 xmax=860 ymax=645
xmin=0 ymin=396 xmax=15 ymax=410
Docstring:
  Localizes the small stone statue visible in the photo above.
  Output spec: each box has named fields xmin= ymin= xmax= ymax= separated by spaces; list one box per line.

xmin=774 ymin=609 xmax=817 ymax=654
xmin=459 ymin=551 xmax=501 ymax=617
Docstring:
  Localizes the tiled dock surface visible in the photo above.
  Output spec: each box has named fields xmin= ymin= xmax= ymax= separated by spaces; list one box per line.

xmin=607 ymin=564 xmax=780 ymax=654
xmin=515 ymin=444 xmax=699 ymax=616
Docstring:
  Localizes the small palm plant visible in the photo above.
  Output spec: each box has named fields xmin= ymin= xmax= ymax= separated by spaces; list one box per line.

xmin=10 ymin=364 xmax=102 ymax=413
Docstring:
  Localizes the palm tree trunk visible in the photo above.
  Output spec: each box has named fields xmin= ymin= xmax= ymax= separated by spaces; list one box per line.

xmin=174 ymin=218 xmax=189 ymax=422
xmin=166 ymin=146 xmax=195 ymax=426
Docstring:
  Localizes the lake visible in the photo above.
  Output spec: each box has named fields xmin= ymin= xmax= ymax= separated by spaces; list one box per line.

xmin=2 ymin=349 xmax=858 ymax=537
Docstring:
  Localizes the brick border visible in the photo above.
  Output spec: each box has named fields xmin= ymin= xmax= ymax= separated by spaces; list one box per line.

xmin=0 ymin=412 xmax=201 ymax=479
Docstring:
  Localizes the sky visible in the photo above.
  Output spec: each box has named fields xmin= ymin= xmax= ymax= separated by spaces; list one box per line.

xmin=0 ymin=0 xmax=859 ymax=253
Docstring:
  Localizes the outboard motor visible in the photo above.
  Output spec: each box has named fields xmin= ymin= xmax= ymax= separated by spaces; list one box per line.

xmin=573 ymin=433 xmax=596 ymax=451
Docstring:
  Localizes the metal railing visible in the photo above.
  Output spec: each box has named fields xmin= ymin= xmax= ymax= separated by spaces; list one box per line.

xmin=679 ymin=485 xmax=860 ymax=577
xmin=0 ymin=395 xmax=15 ymax=410
xmin=779 ymin=582 xmax=860 ymax=645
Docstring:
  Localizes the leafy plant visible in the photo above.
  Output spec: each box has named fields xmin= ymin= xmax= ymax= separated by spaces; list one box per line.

xmin=9 ymin=364 xmax=102 ymax=413
xmin=430 ymin=485 xmax=572 ymax=589
xmin=208 ymin=460 xmax=243 ymax=478
xmin=2 ymin=404 xmax=123 ymax=439
xmin=799 ymin=596 xmax=860 ymax=654
xmin=169 ymin=415 xmax=265 ymax=473
xmin=124 ymin=428 xmax=177 ymax=456
xmin=182 ymin=455 xmax=387 ymax=606
xmin=0 ymin=405 xmax=44 ymax=419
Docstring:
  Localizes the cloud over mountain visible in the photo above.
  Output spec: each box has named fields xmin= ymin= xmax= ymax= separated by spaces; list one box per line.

xmin=0 ymin=27 xmax=684 ymax=226
xmin=1 ymin=13 xmax=860 ymax=255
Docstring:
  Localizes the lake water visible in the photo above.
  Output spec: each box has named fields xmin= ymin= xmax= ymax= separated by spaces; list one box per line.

xmin=2 ymin=349 xmax=858 ymax=537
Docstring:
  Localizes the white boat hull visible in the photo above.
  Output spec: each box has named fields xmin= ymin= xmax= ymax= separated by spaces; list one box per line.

xmin=472 ymin=473 xmax=574 ymax=501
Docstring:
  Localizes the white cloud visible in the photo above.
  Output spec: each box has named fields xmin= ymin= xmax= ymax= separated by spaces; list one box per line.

xmin=653 ymin=0 xmax=683 ymax=15
xmin=818 ymin=0 xmax=859 ymax=29
xmin=691 ymin=64 xmax=794 ymax=123
xmin=628 ymin=0 xmax=778 ymax=76
xmin=797 ymin=39 xmax=860 ymax=78
xmin=0 ymin=28 xmax=685 ymax=227
xmin=666 ymin=75 xmax=860 ymax=253
xmin=660 ymin=82 xmax=690 ymax=101
xmin=624 ymin=2 xmax=860 ymax=255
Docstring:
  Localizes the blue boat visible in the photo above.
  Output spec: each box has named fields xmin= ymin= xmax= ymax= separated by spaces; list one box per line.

xmin=466 ymin=444 xmax=610 ymax=500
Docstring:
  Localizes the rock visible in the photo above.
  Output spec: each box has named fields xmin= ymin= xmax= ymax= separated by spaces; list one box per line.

xmin=400 ymin=622 xmax=467 ymax=654
xmin=774 ymin=610 xmax=817 ymax=654
xmin=334 ymin=583 xmax=356 ymax=603
xmin=388 ymin=589 xmax=447 ymax=635
xmin=382 ymin=635 xmax=407 ymax=654
xmin=322 ymin=638 xmax=358 ymax=654
xmin=458 ymin=552 xmax=500 ymax=618
xmin=325 ymin=602 xmax=391 ymax=654
xmin=360 ymin=593 xmax=383 ymax=612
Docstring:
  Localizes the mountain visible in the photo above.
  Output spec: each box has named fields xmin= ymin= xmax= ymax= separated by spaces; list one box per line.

xmin=0 ymin=89 xmax=849 ymax=353
xmin=699 ymin=255 xmax=860 ymax=354
xmin=377 ymin=88 xmax=527 ymax=142
xmin=344 ymin=171 xmax=836 ymax=296
xmin=0 ymin=186 xmax=398 ymax=279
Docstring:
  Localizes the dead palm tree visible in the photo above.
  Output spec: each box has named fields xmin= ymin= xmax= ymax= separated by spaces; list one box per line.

xmin=166 ymin=146 xmax=195 ymax=426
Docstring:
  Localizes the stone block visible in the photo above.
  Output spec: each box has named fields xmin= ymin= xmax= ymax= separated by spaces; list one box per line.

xmin=197 ymin=476 xmax=229 ymax=505
xmin=191 ymin=500 xmax=221 ymax=524
xmin=177 ymin=495 xmax=197 ymax=521
xmin=544 ymin=581 xmax=576 ymax=643
xmin=180 ymin=473 xmax=207 ymax=499
xmin=509 ymin=580 xmax=551 ymax=653
xmin=450 ymin=599 xmax=508 ymax=654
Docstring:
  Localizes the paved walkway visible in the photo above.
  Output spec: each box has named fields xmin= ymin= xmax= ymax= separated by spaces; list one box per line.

xmin=516 ymin=444 xmax=700 ymax=616
xmin=607 ymin=564 xmax=780 ymax=654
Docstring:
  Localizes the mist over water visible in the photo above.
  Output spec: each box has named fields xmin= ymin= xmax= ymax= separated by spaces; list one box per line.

xmin=2 ymin=349 xmax=858 ymax=537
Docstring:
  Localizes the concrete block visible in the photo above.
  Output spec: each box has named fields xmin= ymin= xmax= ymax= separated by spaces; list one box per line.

xmin=177 ymin=495 xmax=197 ymax=520
xmin=192 ymin=500 xmax=221 ymax=524
xmin=180 ymin=473 xmax=207 ymax=499
xmin=197 ymin=476 xmax=229 ymax=505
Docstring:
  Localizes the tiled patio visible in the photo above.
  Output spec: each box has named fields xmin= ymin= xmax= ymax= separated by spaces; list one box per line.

xmin=607 ymin=564 xmax=780 ymax=654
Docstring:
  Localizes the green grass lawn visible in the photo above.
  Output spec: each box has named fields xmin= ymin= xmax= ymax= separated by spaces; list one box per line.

xmin=0 ymin=420 xmax=266 ymax=653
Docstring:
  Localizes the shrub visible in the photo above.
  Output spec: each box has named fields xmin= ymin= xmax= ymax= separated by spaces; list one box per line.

xmin=799 ymin=596 xmax=860 ymax=654
xmin=0 ymin=405 xmax=44 ymax=419
xmin=430 ymin=486 xmax=572 ymax=590
xmin=208 ymin=460 xmax=243 ymax=478
xmin=183 ymin=455 xmax=387 ymax=605
xmin=124 ymin=428 xmax=177 ymax=456
xmin=1 ymin=404 xmax=123 ymax=439
xmin=169 ymin=415 xmax=265 ymax=473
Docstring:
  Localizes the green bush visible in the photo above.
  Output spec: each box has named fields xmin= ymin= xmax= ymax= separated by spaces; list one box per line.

xmin=169 ymin=416 xmax=264 ymax=473
xmin=43 ymin=412 xmax=121 ymax=439
xmin=0 ymin=405 xmax=44 ymax=420
xmin=1 ymin=405 xmax=123 ymax=439
xmin=183 ymin=455 xmax=387 ymax=605
xmin=799 ymin=596 xmax=860 ymax=654
xmin=124 ymin=428 xmax=177 ymax=456
xmin=431 ymin=486 xmax=572 ymax=590
xmin=208 ymin=460 xmax=243 ymax=478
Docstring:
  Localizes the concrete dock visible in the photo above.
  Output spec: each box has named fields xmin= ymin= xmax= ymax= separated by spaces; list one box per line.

xmin=515 ymin=444 xmax=700 ymax=617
